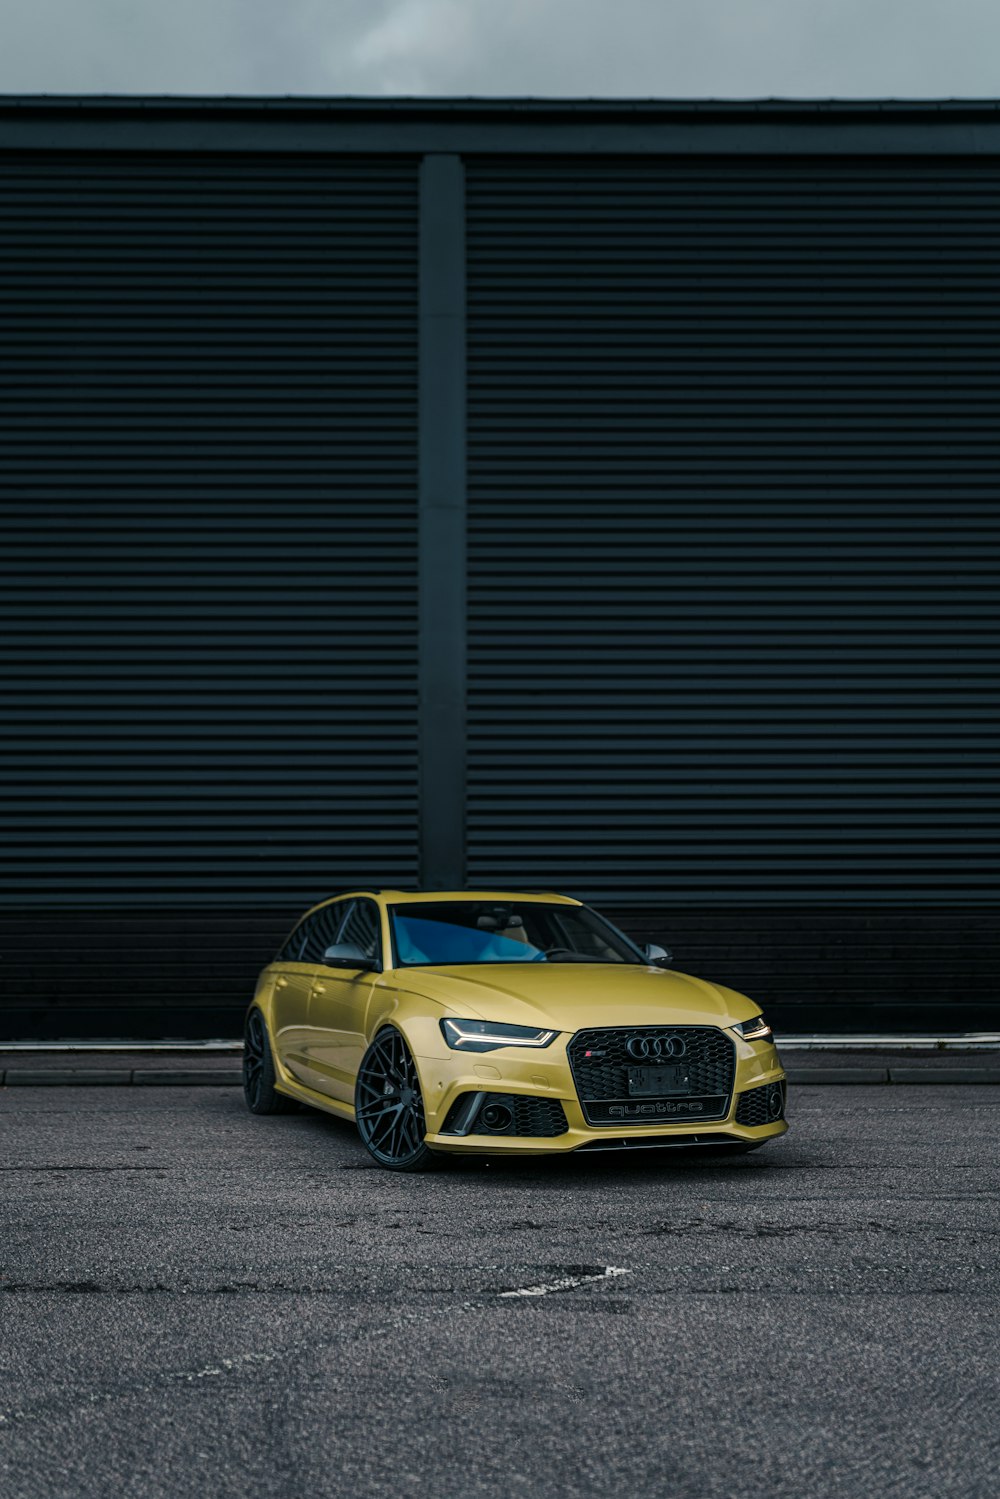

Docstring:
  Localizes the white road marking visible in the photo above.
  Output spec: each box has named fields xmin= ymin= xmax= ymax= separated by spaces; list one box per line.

xmin=498 ymin=1266 xmax=630 ymax=1299
xmin=167 ymin=1350 xmax=286 ymax=1383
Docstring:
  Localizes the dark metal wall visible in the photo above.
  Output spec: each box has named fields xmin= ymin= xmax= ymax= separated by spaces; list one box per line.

xmin=1 ymin=148 xmax=421 ymax=1036
xmin=1 ymin=100 xmax=998 ymax=1037
xmin=467 ymin=155 xmax=1000 ymax=904
xmin=464 ymin=154 xmax=1000 ymax=1034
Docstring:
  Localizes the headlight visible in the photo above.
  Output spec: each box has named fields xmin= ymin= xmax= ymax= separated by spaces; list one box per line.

xmin=731 ymin=1013 xmax=772 ymax=1041
xmin=440 ymin=1018 xmax=558 ymax=1053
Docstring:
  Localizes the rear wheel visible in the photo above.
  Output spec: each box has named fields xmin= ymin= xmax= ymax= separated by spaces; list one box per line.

xmin=355 ymin=1027 xmax=437 ymax=1172
xmin=243 ymin=1008 xmax=296 ymax=1115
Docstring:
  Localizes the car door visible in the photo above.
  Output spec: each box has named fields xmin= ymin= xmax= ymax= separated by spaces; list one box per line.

xmin=270 ymin=903 xmax=345 ymax=1088
xmin=271 ymin=967 xmax=315 ymax=1085
xmin=307 ymin=897 xmax=383 ymax=1105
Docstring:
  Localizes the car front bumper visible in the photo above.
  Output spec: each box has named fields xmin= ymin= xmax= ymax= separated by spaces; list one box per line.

xmin=416 ymin=1031 xmax=787 ymax=1156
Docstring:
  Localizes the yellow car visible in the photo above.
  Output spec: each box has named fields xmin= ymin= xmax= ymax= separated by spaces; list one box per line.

xmin=243 ymin=889 xmax=787 ymax=1171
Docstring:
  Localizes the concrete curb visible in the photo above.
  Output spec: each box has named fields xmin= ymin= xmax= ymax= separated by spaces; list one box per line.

xmin=887 ymin=1067 xmax=1000 ymax=1085
xmin=131 ymin=1069 xmax=241 ymax=1086
xmin=2 ymin=1033 xmax=997 ymax=1055
xmin=1 ymin=1068 xmax=242 ymax=1086
xmin=2 ymin=1065 xmax=999 ymax=1087
xmin=786 ymin=1066 xmax=889 ymax=1084
xmin=3 ymin=1069 xmax=134 ymax=1086
xmin=787 ymin=1066 xmax=1000 ymax=1085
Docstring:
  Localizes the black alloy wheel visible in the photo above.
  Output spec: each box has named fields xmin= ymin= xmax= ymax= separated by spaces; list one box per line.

xmin=243 ymin=1008 xmax=296 ymax=1115
xmin=355 ymin=1027 xmax=437 ymax=1171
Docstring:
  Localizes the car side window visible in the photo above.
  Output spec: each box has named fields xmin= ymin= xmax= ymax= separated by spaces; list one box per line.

xmin=300 ymin=901 xmax=348 ymax=965
xmin=275 ymin=901 xmax=345 ymax=964
xmin=547 ymin=908 xmax=621 ymax=961
xmin=338 ymin=899 xmax=381 ymax=963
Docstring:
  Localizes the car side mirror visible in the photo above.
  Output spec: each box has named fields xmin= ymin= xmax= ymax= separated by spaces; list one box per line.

xmin=643 ymin=943 xmax=673 ymax=967
xmin=321 ymin=943 xmax=381 ymax=973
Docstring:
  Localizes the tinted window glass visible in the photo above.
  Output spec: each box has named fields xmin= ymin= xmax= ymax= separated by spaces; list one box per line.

xmin=388 ymin=901 xmax=640 ymax=966
xmin=301 ymin=901 xmax=348 ymax=965
xmin=276 ymin=901 xmax=345 ymax=964
xmin=338 ymin=899 xmax=381 ymax=962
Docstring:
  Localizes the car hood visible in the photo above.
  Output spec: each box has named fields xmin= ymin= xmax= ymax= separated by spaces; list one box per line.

xmin=392 ymin=962 xmax=754 ymax=1032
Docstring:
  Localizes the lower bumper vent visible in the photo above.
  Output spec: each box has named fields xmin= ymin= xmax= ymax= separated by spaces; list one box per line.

xmin=442 ymin=1092 xmax=569 ymax=1138
xmin=734 ymin=1081 xmax=786 ymax=1126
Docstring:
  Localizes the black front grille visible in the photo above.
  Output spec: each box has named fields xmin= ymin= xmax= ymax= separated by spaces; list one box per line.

xmin=735 ymin=1082 xmax=786 ymax=1127
xmin=442 ymin=1092 xmax=569 ymax=1137
xmin=567 ymin=1026 xmax=736 ymax=1126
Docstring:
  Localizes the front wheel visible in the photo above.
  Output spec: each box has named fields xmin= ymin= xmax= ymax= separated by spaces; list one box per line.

xmin=355 ymin=1028 xmax=438 ymax=1172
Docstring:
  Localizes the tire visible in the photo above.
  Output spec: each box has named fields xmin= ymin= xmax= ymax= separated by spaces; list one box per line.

xmin=243 ymin=1007 xmax=297 ymax=1115
xmin=354 ymin=1027 xmax=438 ymax=1172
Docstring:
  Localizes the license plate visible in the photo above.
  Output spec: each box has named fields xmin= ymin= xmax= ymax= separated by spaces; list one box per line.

xmin=627 ymin=1064 xmax=690 ymax=1097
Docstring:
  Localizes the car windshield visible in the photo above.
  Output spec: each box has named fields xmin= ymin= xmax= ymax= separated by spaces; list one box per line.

xmin=388 ymin=901 xmax=642 ymax=967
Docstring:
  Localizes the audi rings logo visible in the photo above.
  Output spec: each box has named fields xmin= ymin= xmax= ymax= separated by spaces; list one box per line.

xmin=626 ymin=1033 xmax=687 ymax=1060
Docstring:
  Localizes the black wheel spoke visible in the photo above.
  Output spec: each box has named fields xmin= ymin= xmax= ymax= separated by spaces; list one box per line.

xmin=370 ymin=1106 xmax=401 ymax=1148
xmin=389 ymin=1114 xmax=407 ymax=1156
xmin=357 ymin=1098 xmax=398 ymax=1121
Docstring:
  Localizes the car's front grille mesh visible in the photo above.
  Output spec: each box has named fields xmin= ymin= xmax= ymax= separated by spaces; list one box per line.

xmin=735 ymin=1081 xmax=786 ymax=1126
xmin=567 ymin=1025 xmax=736 ymax=1125
xmin=568 ymin=1026 xmax=736 ymax=1101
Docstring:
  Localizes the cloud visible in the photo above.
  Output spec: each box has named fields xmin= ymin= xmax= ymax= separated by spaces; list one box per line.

xmin=348 ymin=0 xmax=478 ymax=95
xmin=1 ymin=0 xmax=999 ymax=97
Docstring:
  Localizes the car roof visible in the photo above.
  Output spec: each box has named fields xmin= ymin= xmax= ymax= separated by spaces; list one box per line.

xmin=301 ymin=888 xmax=582 ymax=917
xmin=378 ymin=890 xmax=581 ymax=905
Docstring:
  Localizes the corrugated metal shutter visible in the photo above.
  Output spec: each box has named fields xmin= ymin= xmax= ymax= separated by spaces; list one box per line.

xmin=0 ymin=151 xmax=418 ymax=1036
xmin=466 ymin=156 xmax=1000 ymax=905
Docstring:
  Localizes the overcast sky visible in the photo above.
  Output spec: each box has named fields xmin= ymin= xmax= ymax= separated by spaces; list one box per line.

xmin=2 ymin=0 xmax=1000 ymax=98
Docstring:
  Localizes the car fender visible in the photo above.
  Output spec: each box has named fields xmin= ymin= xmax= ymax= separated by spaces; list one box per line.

xmin=364 ymin=985 xmax=459 ymax=1061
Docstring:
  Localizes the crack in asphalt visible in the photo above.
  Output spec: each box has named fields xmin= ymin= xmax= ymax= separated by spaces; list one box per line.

xmin=1 ymin=1262 xmax=995 ymax=1433
xmin=645 ymin=1217 xmax=985 ymax=1239
xmin=2 ymin=1265 xmax=995 ymax=1299
xmin=0 ymin=1264 xmax=632 ymax=1429
xmin=0 ymin=1263 xmax=635 ymax=1297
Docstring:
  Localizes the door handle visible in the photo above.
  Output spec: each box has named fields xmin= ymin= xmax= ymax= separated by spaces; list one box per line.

xmin=275 ymin=977 xmax=288 ymax=989
xmin=312 ymin=983 xmax=327 ymax=996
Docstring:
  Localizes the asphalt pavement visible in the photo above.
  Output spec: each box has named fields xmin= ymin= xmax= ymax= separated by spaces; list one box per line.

xmin=1 ymin=1083 xmax=998 ymax=1499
